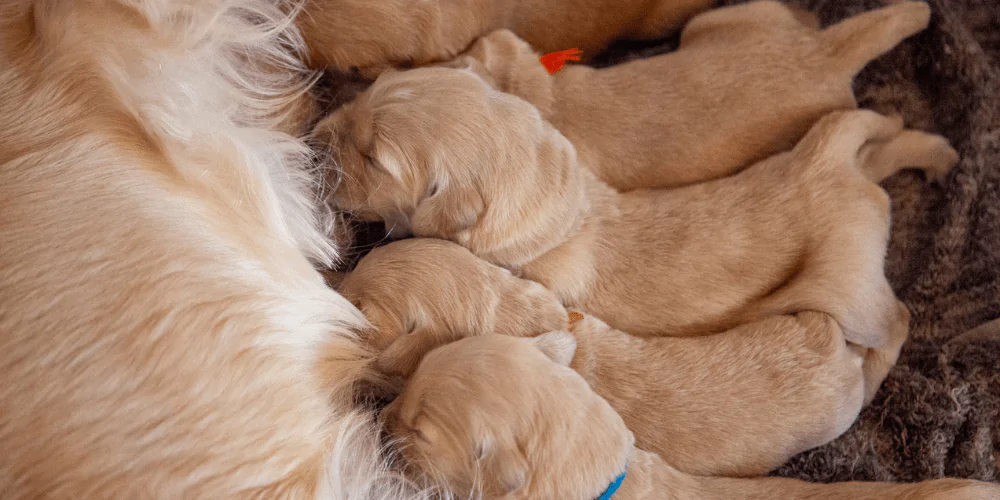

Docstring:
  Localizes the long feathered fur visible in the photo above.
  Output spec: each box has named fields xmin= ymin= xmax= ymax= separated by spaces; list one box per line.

xmin=0 ymin=0 xmax=428 ymax=497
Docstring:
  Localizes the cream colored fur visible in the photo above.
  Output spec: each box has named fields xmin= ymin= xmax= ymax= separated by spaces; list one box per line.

xmin=388 ymin=334 xmax=1000 ymax=499
xmin=298 ymin=0 xmax=713 ymax=75
xmin=0 ymin=1 xmax=416 ymax=497
xmin=315 ymin=69 xmax=958 ymax=348
xmin=567 ymin=312 xmax=904 ymax=476
xmin=339 ymin=238 xmax=569 ymax=377
xmin=336 ymin=238 xmax=904 ymax=477
xmin=443 ymin=0 xmax=932 ymax=190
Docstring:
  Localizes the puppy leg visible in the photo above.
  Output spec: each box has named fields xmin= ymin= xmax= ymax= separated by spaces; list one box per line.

xmin=799 ymin=110 xmax=904 ymax=167
xmin=821 ymin=1 xmax=932 ymax=76
xmin=376 ymin=328 xmax=462 ymax=378
xmin=858 ymin=301 xmax=910 ymax=405
xmin=858 ymin=130 xmax=960 ymax=183
xmin=628 ymin=0 xmax=716 ymax=39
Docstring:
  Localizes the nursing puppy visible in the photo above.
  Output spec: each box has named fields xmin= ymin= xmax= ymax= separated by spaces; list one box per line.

xmin=443 ymin=1 xmax=932 ymax=190
xmin=338 ymin=238 xmax=569 ymax=376
xmin=385 ymin=335 xmax=999 ymax=499
xmin=298 ymin=0 xmax=713 ymax=76
xmin=564 ymin=312 xmax=905 ymax=476
xmin=314 ymin=68 xmax=958 ymax=348
xmin=338 ymin=239 xmax=905 ymax=476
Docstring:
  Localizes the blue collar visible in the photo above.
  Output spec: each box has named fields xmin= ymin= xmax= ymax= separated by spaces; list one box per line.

xmin=595 ymin=468 xmax=626 ymax=500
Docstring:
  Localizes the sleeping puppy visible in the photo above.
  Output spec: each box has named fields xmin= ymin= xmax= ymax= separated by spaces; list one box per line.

xmin=339 ymin=238 xmax=906 ymax=476
xmin=313 ymin=68 xmax=958 ymax=348
xmin=298 ymin=0 xmax=713 ymax=76
xmin=564 ymin=312 xmax=905 ymax=477
xmin=384 ymin=334 xmax=1000 ymax=499
xmin=338 ymin=238 xmax=569 ymax=376
xmin=442 ymin=1 xmax=932 ymax=190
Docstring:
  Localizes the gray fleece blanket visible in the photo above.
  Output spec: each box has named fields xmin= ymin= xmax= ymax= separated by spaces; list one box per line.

xmin=328 ymin=0 xmax=1000 ymax=485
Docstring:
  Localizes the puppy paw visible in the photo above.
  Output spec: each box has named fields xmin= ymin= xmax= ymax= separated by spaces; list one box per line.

xmin=375 ymin=329 xmax=461 ymax=378
xmin=496 ymin=280 xmax=569 ymax=336
xmin=920 ymin=135 xmax=960 ymax=183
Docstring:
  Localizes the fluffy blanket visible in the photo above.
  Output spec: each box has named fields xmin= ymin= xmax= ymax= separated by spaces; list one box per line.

xmin=327 ymin=0 xmax=1000 ymax=485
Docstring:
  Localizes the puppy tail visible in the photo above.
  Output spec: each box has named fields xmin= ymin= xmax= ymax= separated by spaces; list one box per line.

xmin=821 ymin=1 xmax=931 ymax=76
xmin=858 ymin=130 xmax=960 ymax=183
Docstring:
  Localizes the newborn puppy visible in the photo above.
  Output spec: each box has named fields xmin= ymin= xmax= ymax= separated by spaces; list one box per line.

xmin=338 ymin=238 xmax=568 ymax=376
xmin=314 ymin=68 xmax=958 ymax=348
xmin=343 ymin=237 xmax=904 ymax=476
xmin=443 ymin=1 xmax=932 ymax=190
xmin=566 ymin=312 xmax=904 ymax=476
xmin=298 ymin=0 xmax=713 ymax=76
xmin=385 ymin=334 xmax=999 ymax=499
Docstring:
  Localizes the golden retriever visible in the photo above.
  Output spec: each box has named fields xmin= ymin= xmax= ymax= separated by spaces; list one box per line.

xmin=442 ymin=1 xmax=932 ymax=190
xmin=385 ymin=334 xmax=1000 ymax=499
xmin=0 ymin=1 xmax=414 ymax=497
xmin=314 ymin=68 xmax=957 ymax=349
xmin=298 ymin=0 xmax=714 ymax=75
xmin=336 ymin=238 xmax=907 ymax=477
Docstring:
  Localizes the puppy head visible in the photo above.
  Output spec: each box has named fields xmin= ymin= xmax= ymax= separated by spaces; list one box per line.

xmin=313 ymin=66 xmax=587 ymax=269
xmin=338 ymin=238 xmax=569 ymax=375
xmin=382 ymin=333 xmax=632 ymax=499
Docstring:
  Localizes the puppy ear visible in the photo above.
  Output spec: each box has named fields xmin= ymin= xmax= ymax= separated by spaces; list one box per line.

xmin=532 ymin=331 xmax=577 ymax=366
xmin=409 ymin=181 xmax=484 ymax=239
xmin=436 ymin=55 xmax=500 ymax=88
xmin=476 ymin=436 xmax=528 ymax=494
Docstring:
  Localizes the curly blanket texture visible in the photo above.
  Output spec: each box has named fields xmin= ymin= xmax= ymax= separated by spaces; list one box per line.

xmin=329 ymin=0 xmax=1000 ymax=485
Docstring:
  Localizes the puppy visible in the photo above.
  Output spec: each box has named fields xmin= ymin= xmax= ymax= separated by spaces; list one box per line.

xmin=338 ymin=238 xmax=569 ymax=376
xmin=340 ymin=239 xmax=903 ymax=476
xmin=298 ymin=0 xmax=713 ymax=76
xmin=442 ymin=1 xmax=932 ymax=190
xmin=314 ymin=68 xmax=958 ymax=347
xmin=385 ymin=334 xmax=999 ymax=499
xmin=565 ymin=312 xmax=905 ymax=477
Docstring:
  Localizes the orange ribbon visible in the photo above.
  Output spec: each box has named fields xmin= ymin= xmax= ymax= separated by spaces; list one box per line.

xmin=539 ymin=48 xmax=582 ymax=74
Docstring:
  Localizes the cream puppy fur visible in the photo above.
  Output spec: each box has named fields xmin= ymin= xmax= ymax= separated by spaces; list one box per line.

xmin=338 ymin=238 xmax=569 ymax=376
xmin=336 ymin=238 xmax=905 ymax=476
xmin=565 ymin=312 xmax=905 ymax=477
xmin=443 ymin=1 xmax=933 ymax=190
xmin=385 ymin=334 xmax=999 ymax=499
xmin=298 ymin=0 xmax=713 ymax=75
xmin=315 ymin=68 xmax=958 ymax=348
xmin=1 ymin=1 xmax=416 ymax=498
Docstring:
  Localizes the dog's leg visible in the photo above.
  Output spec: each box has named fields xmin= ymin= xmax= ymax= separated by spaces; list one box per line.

xmin=633 ymin=449 xmax=1000 ymax=499
xmin=822 ymin=1 xmax=931 ymax=76
xmin=375 ymin=328 xmax=463 ymax=378
xmin=858 ymin=130 xmax=960 ymax=183
xmin=798 ymin=110 xmax=904 ymax=166
xmin=857 ymin=300 xmax=910 ymax=405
